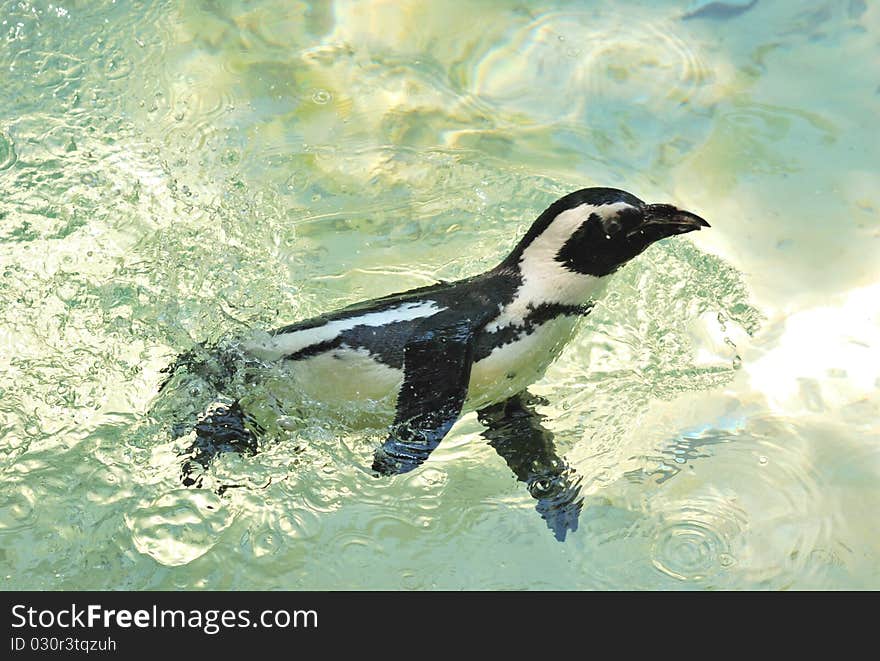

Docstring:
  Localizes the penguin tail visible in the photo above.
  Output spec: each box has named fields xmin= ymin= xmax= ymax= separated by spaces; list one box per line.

xmin=158 ymin=341 xmax=241 ymax=394
xmin=158 ymin=347 xmax=197 ymax=393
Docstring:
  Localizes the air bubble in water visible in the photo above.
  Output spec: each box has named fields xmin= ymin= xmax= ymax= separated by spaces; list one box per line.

xmin=312 ymin=89 xmax=331 ymax=104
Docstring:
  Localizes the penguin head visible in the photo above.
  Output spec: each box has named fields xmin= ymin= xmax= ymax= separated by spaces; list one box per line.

xmin=504 ymin=188 xmax=709 ymax=277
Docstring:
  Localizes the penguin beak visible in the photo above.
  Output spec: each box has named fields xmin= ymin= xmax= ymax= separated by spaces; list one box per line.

xmin=630 ymin=204 xmax=710 ymax=239
xmin=634 ymin=204 xmax=709 ymax=238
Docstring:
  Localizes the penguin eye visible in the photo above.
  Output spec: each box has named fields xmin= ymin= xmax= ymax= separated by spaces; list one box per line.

xmin=603 ymin=217 xmax=622 ymax=236
xmin=609 ymin=207 xmax=643 ymax=236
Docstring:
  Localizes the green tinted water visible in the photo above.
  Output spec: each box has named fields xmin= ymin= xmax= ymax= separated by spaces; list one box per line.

xmin=1 ymin=0 xmax=878 ymax=589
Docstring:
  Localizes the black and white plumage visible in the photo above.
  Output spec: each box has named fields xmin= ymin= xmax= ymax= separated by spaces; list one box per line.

xmin=169 ymin=187 xmax=709 ymax=540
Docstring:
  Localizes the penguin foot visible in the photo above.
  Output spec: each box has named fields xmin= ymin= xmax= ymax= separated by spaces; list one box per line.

xmin=371 ymin=425 xmax=437 ymax=477
xmin=479 ymin=391 xmax=585 ymax=542
xmin=371 ymin=446 xmax=424 ymax=477
xmin=529 ymin=468 xmax=584 ymax=542
xmin=179 ymin=401 xmax=261 ymax=487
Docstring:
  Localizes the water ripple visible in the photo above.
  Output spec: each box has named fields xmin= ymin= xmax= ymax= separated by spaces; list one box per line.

xmin=470 ymin=10 xmax=715 ymax=124
xmin=124 ymin=489 xmax=235 ymax=567
xmin=1 ymin=0 xmax=872 ymax=591
xmin=650 ymin=494 xmax=747 ymax=581
xmin=0 ymin=483 xmax=38 ymax=533
xmin=0 ymin=129 xmax=17 ymax=170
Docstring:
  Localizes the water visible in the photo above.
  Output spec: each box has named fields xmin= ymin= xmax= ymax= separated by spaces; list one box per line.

xmin=0 ymin=0 xmax=877 ymax=589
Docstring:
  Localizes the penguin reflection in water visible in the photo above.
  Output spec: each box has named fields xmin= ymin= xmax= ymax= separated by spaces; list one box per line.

xmin=164 ymin=188 xmax=709 ymax=541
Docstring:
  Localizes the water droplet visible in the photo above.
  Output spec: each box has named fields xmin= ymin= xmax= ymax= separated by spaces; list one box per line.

xmin=80 ymin=172 xmax=99 ymax=187
xmin=277 ymin=416 xmax=298 ymax=431
xmin=221 ymin=150 xmax=239 ymax=165
xmin=312 ymin=89 xmax=331 ymax=104
xmin=758 ymin=455 xmax=768 ymax=465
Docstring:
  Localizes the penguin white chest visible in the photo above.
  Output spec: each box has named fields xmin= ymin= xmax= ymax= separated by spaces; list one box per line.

xmin=466 ymin=315 xmax=581 ymax=410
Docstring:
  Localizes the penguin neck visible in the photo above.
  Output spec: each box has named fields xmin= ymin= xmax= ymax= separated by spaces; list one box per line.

xmin=490 ymin=204 xmax=613 ymax=330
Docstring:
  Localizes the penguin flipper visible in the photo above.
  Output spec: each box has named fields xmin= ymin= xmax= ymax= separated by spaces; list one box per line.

xmin=372 ymin=314 xmax=477 ymax=476
xmin=477 ymin=391 xmax=583 ymax=541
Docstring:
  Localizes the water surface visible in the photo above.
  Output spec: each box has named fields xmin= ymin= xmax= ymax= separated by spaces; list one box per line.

xmin=1 ymin=0 xmax=878 ymax=589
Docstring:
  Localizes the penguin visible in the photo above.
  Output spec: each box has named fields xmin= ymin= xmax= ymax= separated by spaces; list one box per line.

xmin=166 ymin=187 xmax=709 ymax=540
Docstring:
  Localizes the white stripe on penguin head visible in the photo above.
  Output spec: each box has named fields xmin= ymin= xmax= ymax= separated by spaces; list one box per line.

xmin=488 ymin=202 xmax=629 ymax=330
